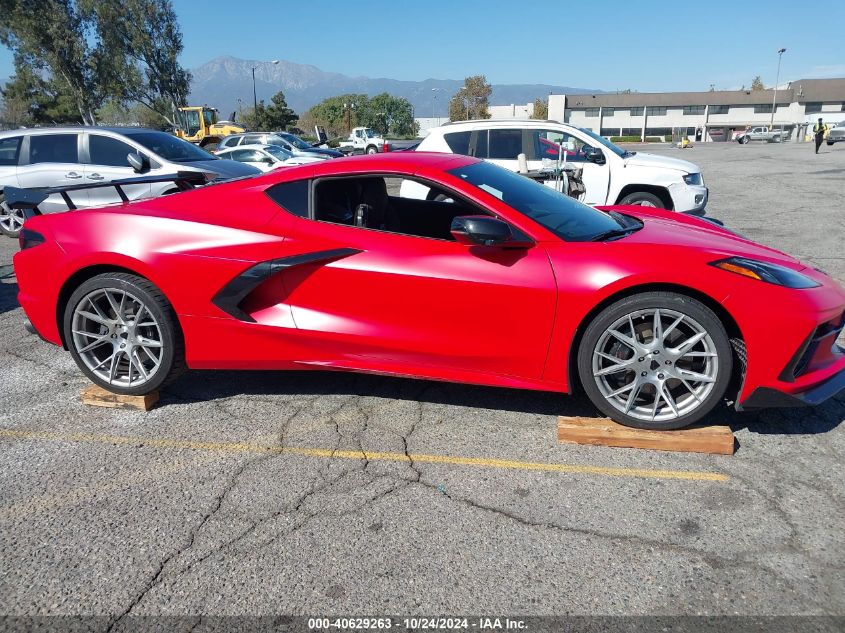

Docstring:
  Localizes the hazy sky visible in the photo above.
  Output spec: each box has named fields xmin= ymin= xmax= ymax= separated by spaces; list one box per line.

xmin=1 ymin=0 xmax=844 ymax=91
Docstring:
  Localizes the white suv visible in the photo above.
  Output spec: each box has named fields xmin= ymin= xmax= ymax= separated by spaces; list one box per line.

xmin=410 ymin=120 xmax=708 ymax=212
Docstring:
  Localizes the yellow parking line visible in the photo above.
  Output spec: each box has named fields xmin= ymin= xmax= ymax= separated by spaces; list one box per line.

xmin=0 ymin=428 xmax=729 ymax=482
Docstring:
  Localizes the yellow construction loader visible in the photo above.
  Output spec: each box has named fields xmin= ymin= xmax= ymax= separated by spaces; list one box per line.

xmin=174 ymin=106 xmax=244 ymax=149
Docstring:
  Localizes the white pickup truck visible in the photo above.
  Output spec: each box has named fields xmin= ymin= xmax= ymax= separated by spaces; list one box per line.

xmin=735 ymin=126 xmax=787 ymax=144
xmin=339 ymin=127 xmax=388 ymax=155
xmin=403 ymin=120 xmax=708 ymax=212
xmin=338 ymin=127 xmax=418 ymax=155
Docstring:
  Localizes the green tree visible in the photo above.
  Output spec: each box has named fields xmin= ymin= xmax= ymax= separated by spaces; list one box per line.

xmin=305 ymin=93 xmax=369 ymax=137
xmin=360 ymin=93 xmax=416 ymax=136
xmin=80 ymin=0 xmax=191 ymax=125
xmin=261 ymin=90 xmax=297 ymax=131
xmin=448 ymin=75 xmax=492 ymax=122
xmin=1 ymin=58 xmax=81 ymax=125
xmin=531 ymin=98 xmax=548 ymax=120
xmin=0 ymin=0 xmax=103 ymax=124
xmin=751 ymin=76 xmax=765 ymax=91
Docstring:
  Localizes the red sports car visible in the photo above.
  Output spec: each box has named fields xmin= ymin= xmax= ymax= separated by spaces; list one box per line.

xmin=11 ymin=153 xmax=845 ymax=429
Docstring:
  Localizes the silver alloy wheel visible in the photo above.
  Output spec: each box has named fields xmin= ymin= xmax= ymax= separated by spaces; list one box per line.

xmin=0 ymin=200 xmax=24 ymax=234
xmin=634 ymin=200 xmax=657 ymax=207
xmin=591 ymin=308 xmax=719 ymax=423
xmin=71 ymin=288 xmax=164 ymax=387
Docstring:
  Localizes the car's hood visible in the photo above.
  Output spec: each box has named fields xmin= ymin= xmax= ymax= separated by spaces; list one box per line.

xmin=306 ymin=147 xmax=343 ymax=158
xmin=622 ymin=151 xmax=699 ymax=174
xmin=613 ymin=206 xmax=804 ymax=269
xmin=179 ymin=159 xmax=261 ymax=179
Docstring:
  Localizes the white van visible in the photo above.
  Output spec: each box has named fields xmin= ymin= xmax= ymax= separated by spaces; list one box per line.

xmin=406 ymin=120 xmax=708 ymax=212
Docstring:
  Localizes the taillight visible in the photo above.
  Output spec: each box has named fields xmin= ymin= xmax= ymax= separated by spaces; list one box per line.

xmin=382 ymin=142 xmax=389 ymax=153
xmin=19 ymin=228 xmax=45 ymax=250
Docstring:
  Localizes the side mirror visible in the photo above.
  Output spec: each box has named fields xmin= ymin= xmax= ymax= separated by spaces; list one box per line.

xmin=583 ymin=146 xmax=605 ymax=165
xmin=127 ymin=152 xmax=150 ymax=173
xmin=450 ymin=215 xmax=515 ymax=246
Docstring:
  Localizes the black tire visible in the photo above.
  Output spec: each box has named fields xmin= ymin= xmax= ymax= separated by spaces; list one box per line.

xmin=63 ymin=272 xmax=185 ymax=395
xmin=0 ymin=193 xmax=25 ymax=238
xmin=576 ymin=291 xmax=733 ymax=430
xmin=618 ymin=191 xmax=665 ymax=208
xmin=740 ymin=136 xmax=750 ymax=144
xmin=827 ymin=141 xmax=834 ymax=146
xmin=366 ymin=145 xmax=378 ymax=155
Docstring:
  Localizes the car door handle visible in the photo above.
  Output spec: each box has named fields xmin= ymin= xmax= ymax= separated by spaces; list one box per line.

xmin=87 ymin=173 xmax=104 ymax=180
xmin=65 ymin=171 xmax=82 ymax=179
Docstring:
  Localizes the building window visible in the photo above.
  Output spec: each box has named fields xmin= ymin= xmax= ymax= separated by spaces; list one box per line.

xmin=584 ymin=108 xmax=599 ymax=117
xmin=603 ymin=108 xmax=614 ymax=117
xmin=646 ymin=106 xmax=666 ymax=116
xmin=629 ymin=107 xmax=644 ymax=116
xmin=683 ymin=105 xmax=705 ymax=115
xmin=753 ymin=104 xmax=774 ymax=114
xmin=709 ymin=105 xmax=729 ymax=114
xmin=804 ymin=102 xmax=822 ymax=114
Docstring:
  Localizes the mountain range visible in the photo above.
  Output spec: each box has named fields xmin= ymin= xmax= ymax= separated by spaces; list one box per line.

xmin=189 ymin=56 xmax=604 ymax=119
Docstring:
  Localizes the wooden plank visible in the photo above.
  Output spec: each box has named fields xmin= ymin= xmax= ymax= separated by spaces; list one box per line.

xmin=557 ymin=416 xmax=735 ymax=455
xmin=80 ymin=384 xmax=159 ymax=412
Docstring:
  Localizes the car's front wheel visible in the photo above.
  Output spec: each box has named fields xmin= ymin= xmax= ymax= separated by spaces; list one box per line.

xmin=0 ymin=194 xmax=25 ymax=238
xmin=366 ymin=145 xmax=378 ymax=155
xmin=577 ymin=292 xmax=732 ymax=430
xmin=63 ymin=273 xmax=185 ymax=395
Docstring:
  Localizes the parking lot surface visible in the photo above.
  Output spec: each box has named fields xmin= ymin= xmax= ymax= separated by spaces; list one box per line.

xmin=0 ymin=141 xmax=843 ymax=621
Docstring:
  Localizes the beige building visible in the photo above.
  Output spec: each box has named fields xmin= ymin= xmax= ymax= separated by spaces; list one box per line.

xmin=541 ymin=78 xmax=845 ymax=141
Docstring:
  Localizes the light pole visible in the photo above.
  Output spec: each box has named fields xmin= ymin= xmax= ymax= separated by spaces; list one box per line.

xmin=431 ymin=87 xmax=443 ymax=124
xmin=252 ymin=60 xmax=279 ymax=112
xmin=770 ymin=48 xmax=786 ymax=128
xmin=343 ymin=102 xmax=356 ymax=133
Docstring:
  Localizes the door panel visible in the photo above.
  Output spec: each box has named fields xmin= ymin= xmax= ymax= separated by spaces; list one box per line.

xmin=278 ymin=219 xmax=557 ymax=380
xmin=16 ymin=133 xmax=85 ymax=212
xmin=84 ymin=134 xmax=152 ymax=207
xmin=524 ymin=128 xmax=610 ymax=205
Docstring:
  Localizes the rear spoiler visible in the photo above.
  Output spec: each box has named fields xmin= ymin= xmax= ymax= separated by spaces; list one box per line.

xmin=3 ymin=171 xmax=210 ymax=217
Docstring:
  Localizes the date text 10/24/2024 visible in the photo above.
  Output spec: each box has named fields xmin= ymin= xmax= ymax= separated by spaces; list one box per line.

xmin=308 ymin=617 xmax=527 ymax=630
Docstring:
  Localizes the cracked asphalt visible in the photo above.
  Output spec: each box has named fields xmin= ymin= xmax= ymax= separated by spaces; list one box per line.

xmin=0 ymin=141 xmax=843 ymax=621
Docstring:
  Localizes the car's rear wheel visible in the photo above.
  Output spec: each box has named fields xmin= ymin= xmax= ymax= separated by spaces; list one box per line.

xmin=618 ymin=191 xmax=665 ymax=208
xmin=577 ymin=292 xmax=732 ymax=430
xmin=0 ymin=194 xmax=25 ymax=238
xmin=366 ymin=145 xmax=378 ymax=155
xmin=63 ymin=273 xmax=185 ymax=395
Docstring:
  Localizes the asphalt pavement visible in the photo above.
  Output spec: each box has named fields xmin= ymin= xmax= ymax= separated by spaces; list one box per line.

xmin=0 ymin=140 xmax=843 ymax=624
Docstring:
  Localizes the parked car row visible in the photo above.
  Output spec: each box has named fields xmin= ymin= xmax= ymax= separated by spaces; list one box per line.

xmin=0 ymin=127 xmax=259 ymax=237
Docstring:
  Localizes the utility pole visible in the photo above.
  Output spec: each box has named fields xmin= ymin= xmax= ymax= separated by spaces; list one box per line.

xmin=252 ymin=60 xmax=279 ymax=113
xmin=771 ymin=48 xmax=786 ymax=128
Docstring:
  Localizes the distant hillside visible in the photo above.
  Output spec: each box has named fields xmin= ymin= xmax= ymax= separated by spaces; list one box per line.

xmin=189 ymin=56 xmax=604 ymax=119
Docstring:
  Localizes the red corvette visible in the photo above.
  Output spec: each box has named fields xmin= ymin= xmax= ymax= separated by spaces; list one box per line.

xmin=11 ymin=153 xmax=845 ymax=429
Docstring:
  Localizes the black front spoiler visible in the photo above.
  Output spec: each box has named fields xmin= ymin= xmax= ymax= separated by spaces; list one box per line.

xmin=742 ymin=364 xmax=845 ymax=409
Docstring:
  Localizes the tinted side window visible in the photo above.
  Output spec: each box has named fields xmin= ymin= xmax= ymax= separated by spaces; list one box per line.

xmin=472 ymin=130 xmax=488 ymax=158
xmin=265 ymin=179 xmax=309 ymax=217
xmin=0 ymin=136 xmax=22 ymax=166
xmin=89 ymin=135 xmax=135 ymax=167
xmin=488 ymin=129 xmax=523 ymax=159
xmin=244 ymin=135 xmax=263 ymax=145
xmin=29 ymin=134 xmax=79 ymax=164
xmin=443 ymin=131 xmax=471 ymax=154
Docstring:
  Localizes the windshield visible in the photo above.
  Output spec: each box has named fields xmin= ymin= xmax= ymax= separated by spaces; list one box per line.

xmin=265 ymin=145 xmax=293 ymax=160
xmin=279 ymin=133 xmax=311 ymax=150
xmin=447 ymin=161 xmax=624 ymax=242
xmin=577 ymin=127 xmax=627 ymax=158
xmin=126 ymin=131 xmax=216 ymax=162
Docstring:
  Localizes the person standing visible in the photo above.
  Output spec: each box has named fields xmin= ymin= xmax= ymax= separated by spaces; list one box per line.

xmin=813 ymin=118 xmax=828 ymax=154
